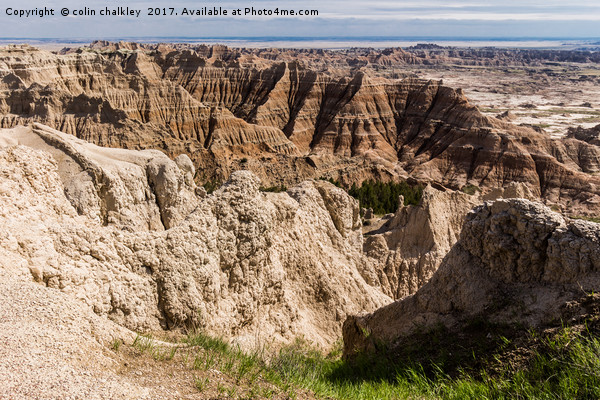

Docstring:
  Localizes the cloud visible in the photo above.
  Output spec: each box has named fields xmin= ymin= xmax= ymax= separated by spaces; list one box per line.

xmin=1 ymin=0 xmax=599 ymax=38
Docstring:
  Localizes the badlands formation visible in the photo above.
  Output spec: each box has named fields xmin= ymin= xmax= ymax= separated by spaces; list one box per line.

xmin=1 ymin=42 xmax=600 ymax=397
xmin=1 ymin=43 xmax=600 ymax=216
xmin=1 ymin=122 xmax=489 ymax=346
xmin=0 ymin=122 xmax=482 ymax=397
xmin=344 ymin=199 xmax=600 ymax=356
xmin=0 ymin=123 xmax=390 ymax=348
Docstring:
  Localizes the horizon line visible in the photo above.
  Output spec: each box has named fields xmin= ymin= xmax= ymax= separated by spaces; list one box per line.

xmin=2 ymin=36 xmax=600 ymax=41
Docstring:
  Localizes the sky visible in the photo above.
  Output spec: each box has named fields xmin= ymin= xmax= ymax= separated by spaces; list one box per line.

xmin=0 ymin=0 xmax=599 ymax=39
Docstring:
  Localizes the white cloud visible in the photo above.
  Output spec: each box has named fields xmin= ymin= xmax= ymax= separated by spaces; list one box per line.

xmin=1 ymin=0 xmax=600 ymax=38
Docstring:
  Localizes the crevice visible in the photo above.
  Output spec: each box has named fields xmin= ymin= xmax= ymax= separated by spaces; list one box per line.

xmin=311 ymin=72 xmax=364 ymax=149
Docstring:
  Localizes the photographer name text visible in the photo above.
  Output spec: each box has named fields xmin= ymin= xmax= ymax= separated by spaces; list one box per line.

xmin=4 ymin=6 xmax=319 ymax=18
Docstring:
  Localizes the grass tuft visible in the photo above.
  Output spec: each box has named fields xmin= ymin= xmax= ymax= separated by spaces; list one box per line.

xmin=111 ymin=338 xmax=121 ymax=352
xmin=126 ymin=323 xmax=600 ymax=399
xmin=132 ymin=334 xmax=178 ymax=361
xmin=260 ymin=185 xmax=287 ymax=193
xmin=193 ymin=375 xmax=209 ymax=392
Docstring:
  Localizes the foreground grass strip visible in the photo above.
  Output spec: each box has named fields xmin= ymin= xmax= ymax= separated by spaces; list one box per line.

xmin=264 ymin=330 xmax=600 ymax=400
xmin=129 ymin=327 xmax=600 ymax=400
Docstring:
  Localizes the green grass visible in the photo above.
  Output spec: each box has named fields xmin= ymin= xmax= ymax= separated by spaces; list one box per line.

xmin=202 ymin=180 xmax=221 ymax=195
xmin=319 ymin=176 xmax=344 ymax=188
xmin=571 ymin=215 xmax=600 ymax=224
xmin=461 ymin=184 xmax=481 ymax=196
xmin=111 ymin=338 xmax=122 ymax=352
xmin=260 ymin=185 xmax=288 ymax=193
xmin=575 ymin=116 xmax=600 ymax=123
xmin=132 ymin=334 xmax=178 ymax=361
xmin=479 ymin=108 xmax=505 ymax=113
xmin=128 ymin=323 xmax=600 ymax=399
xmin=548 ymin=108 xmax=600 ymax=116
xmin=193 ymin=376 xmax=209 ymax=391
xmin=261 ymin=327 xmax=600 ymax=400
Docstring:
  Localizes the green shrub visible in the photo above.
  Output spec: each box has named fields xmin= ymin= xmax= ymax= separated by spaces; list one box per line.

xmin=461 ymin=184 xmax=481 ymax=196
xmin=260 ymin=185 xmax=287 ymax=193
xmin=202 ymin=180 xmax=221 ymax=194
xmin=572 ymin=215 xmax=600 ymax=224
xmin=319 ymin=177 xmax=343 ymax=188
xmin=349 ymin=180 xmax=423 ymax=214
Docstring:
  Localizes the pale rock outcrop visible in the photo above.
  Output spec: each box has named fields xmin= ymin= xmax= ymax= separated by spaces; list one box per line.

xmin=0 ymin=124 xmax=198 ymax=231
xmin=0 ymin=126 xmax=389 ymax=350
xmin=364 ymin=185 xmax=479 ymax=299
xmin=482 ymin=181 xmax=537 ymax=202
xmin=344 ymin=199 xmax=600 ymax=356
xmin=314 ymin=180 xmax=363 ymax=251
xmin=0 ymin=144 xmax=163 ymax=330
xmin=0 ymin=267 xmax=149 ymax=399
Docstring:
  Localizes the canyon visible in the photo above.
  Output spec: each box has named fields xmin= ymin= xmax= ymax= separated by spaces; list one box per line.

xmin=1 ymin=122 xmax=490 ymax=348
xmin=1 ymin=42 xmax=600 ymax=398
xmin=1 ymin=43 xmax=600 ymax=217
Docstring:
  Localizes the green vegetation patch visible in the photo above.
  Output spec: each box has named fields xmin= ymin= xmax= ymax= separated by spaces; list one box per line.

xmin=202 ymin=180 xmax=221 ymax=195
xmin=318 ymin=177 xmax=343 ymax=188
xmin=260 ymin=185 xmax=287 ymax=193
xmin=349 ymin=180 xmax=423 ymax=214
xmin=461 ymin=184 xmax=481 ymax=196
xmin=549 ymin=108 xmax=600 ymax=116
xmin=274 ymin=318 xmax=600 ymax=400
xmin=125 ymin=311 xmax=600 ymax=400
xmin=571 ymin=215 xmax=600 ymax=224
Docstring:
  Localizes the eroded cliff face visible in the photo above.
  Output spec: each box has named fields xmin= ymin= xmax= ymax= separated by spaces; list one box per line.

xmin=343 ymin=199 xmax=600 ymax=356
xmin=2 ymin=45 xmax=600 ymax=215
xmin=5 ymin=122 xmax=575 ymax=353
xmin=0 ymin=124 xmax=394 ymax=350
xmin=568 ymin=123 xmax=600 ymax=147
xmin=364 ymin=186 xmax=479 ymax=299
xmin=75 ymin=41 xmax=600 ymax=68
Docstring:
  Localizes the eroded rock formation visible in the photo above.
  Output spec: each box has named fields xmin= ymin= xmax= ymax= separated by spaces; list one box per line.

xmin=1 ymin=44 xmax=600 ymax=216
xmin=364 ymin=186 xmax=479 ymax=299
xmin=568 ymin=124 xmax=600 ymax=147
xmin=4 ymin=121 xmax=583 ymax=356
xmin=0 ymin=124 xmax=391 ymax=350
xmin=343 ymin=199 xmax=600 ymax=356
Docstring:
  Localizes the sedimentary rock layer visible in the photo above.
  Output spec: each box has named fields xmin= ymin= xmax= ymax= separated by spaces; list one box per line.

xmin=1 ymin=44 xmax=600 ymax=215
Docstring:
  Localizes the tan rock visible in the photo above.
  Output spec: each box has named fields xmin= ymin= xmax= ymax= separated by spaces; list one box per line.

xmin=2 ymin=45 xmax=599 ymax=216
xmin=344 ymin=199 xmax=600 ymax=356
xmin=481 ymin=181 xmax=537 ymax=202
xmin=0 ymin=127 xmax=389 ymax=350
xmin=364 ymin=185 xmax=479 ymax=299
xmin=0 ymin=124 xmax=197 ymax=231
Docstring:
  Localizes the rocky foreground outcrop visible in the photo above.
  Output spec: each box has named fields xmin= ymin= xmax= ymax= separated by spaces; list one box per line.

xmin=343 ymin=199 xmax=600 ymax=356
xmin=3 ymin=123 xmax=585 ymax=353
xmin=2 ymin=44 xmax=600 ymax=215
xmin=0 ymin=124 xmax=393 ymax=350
